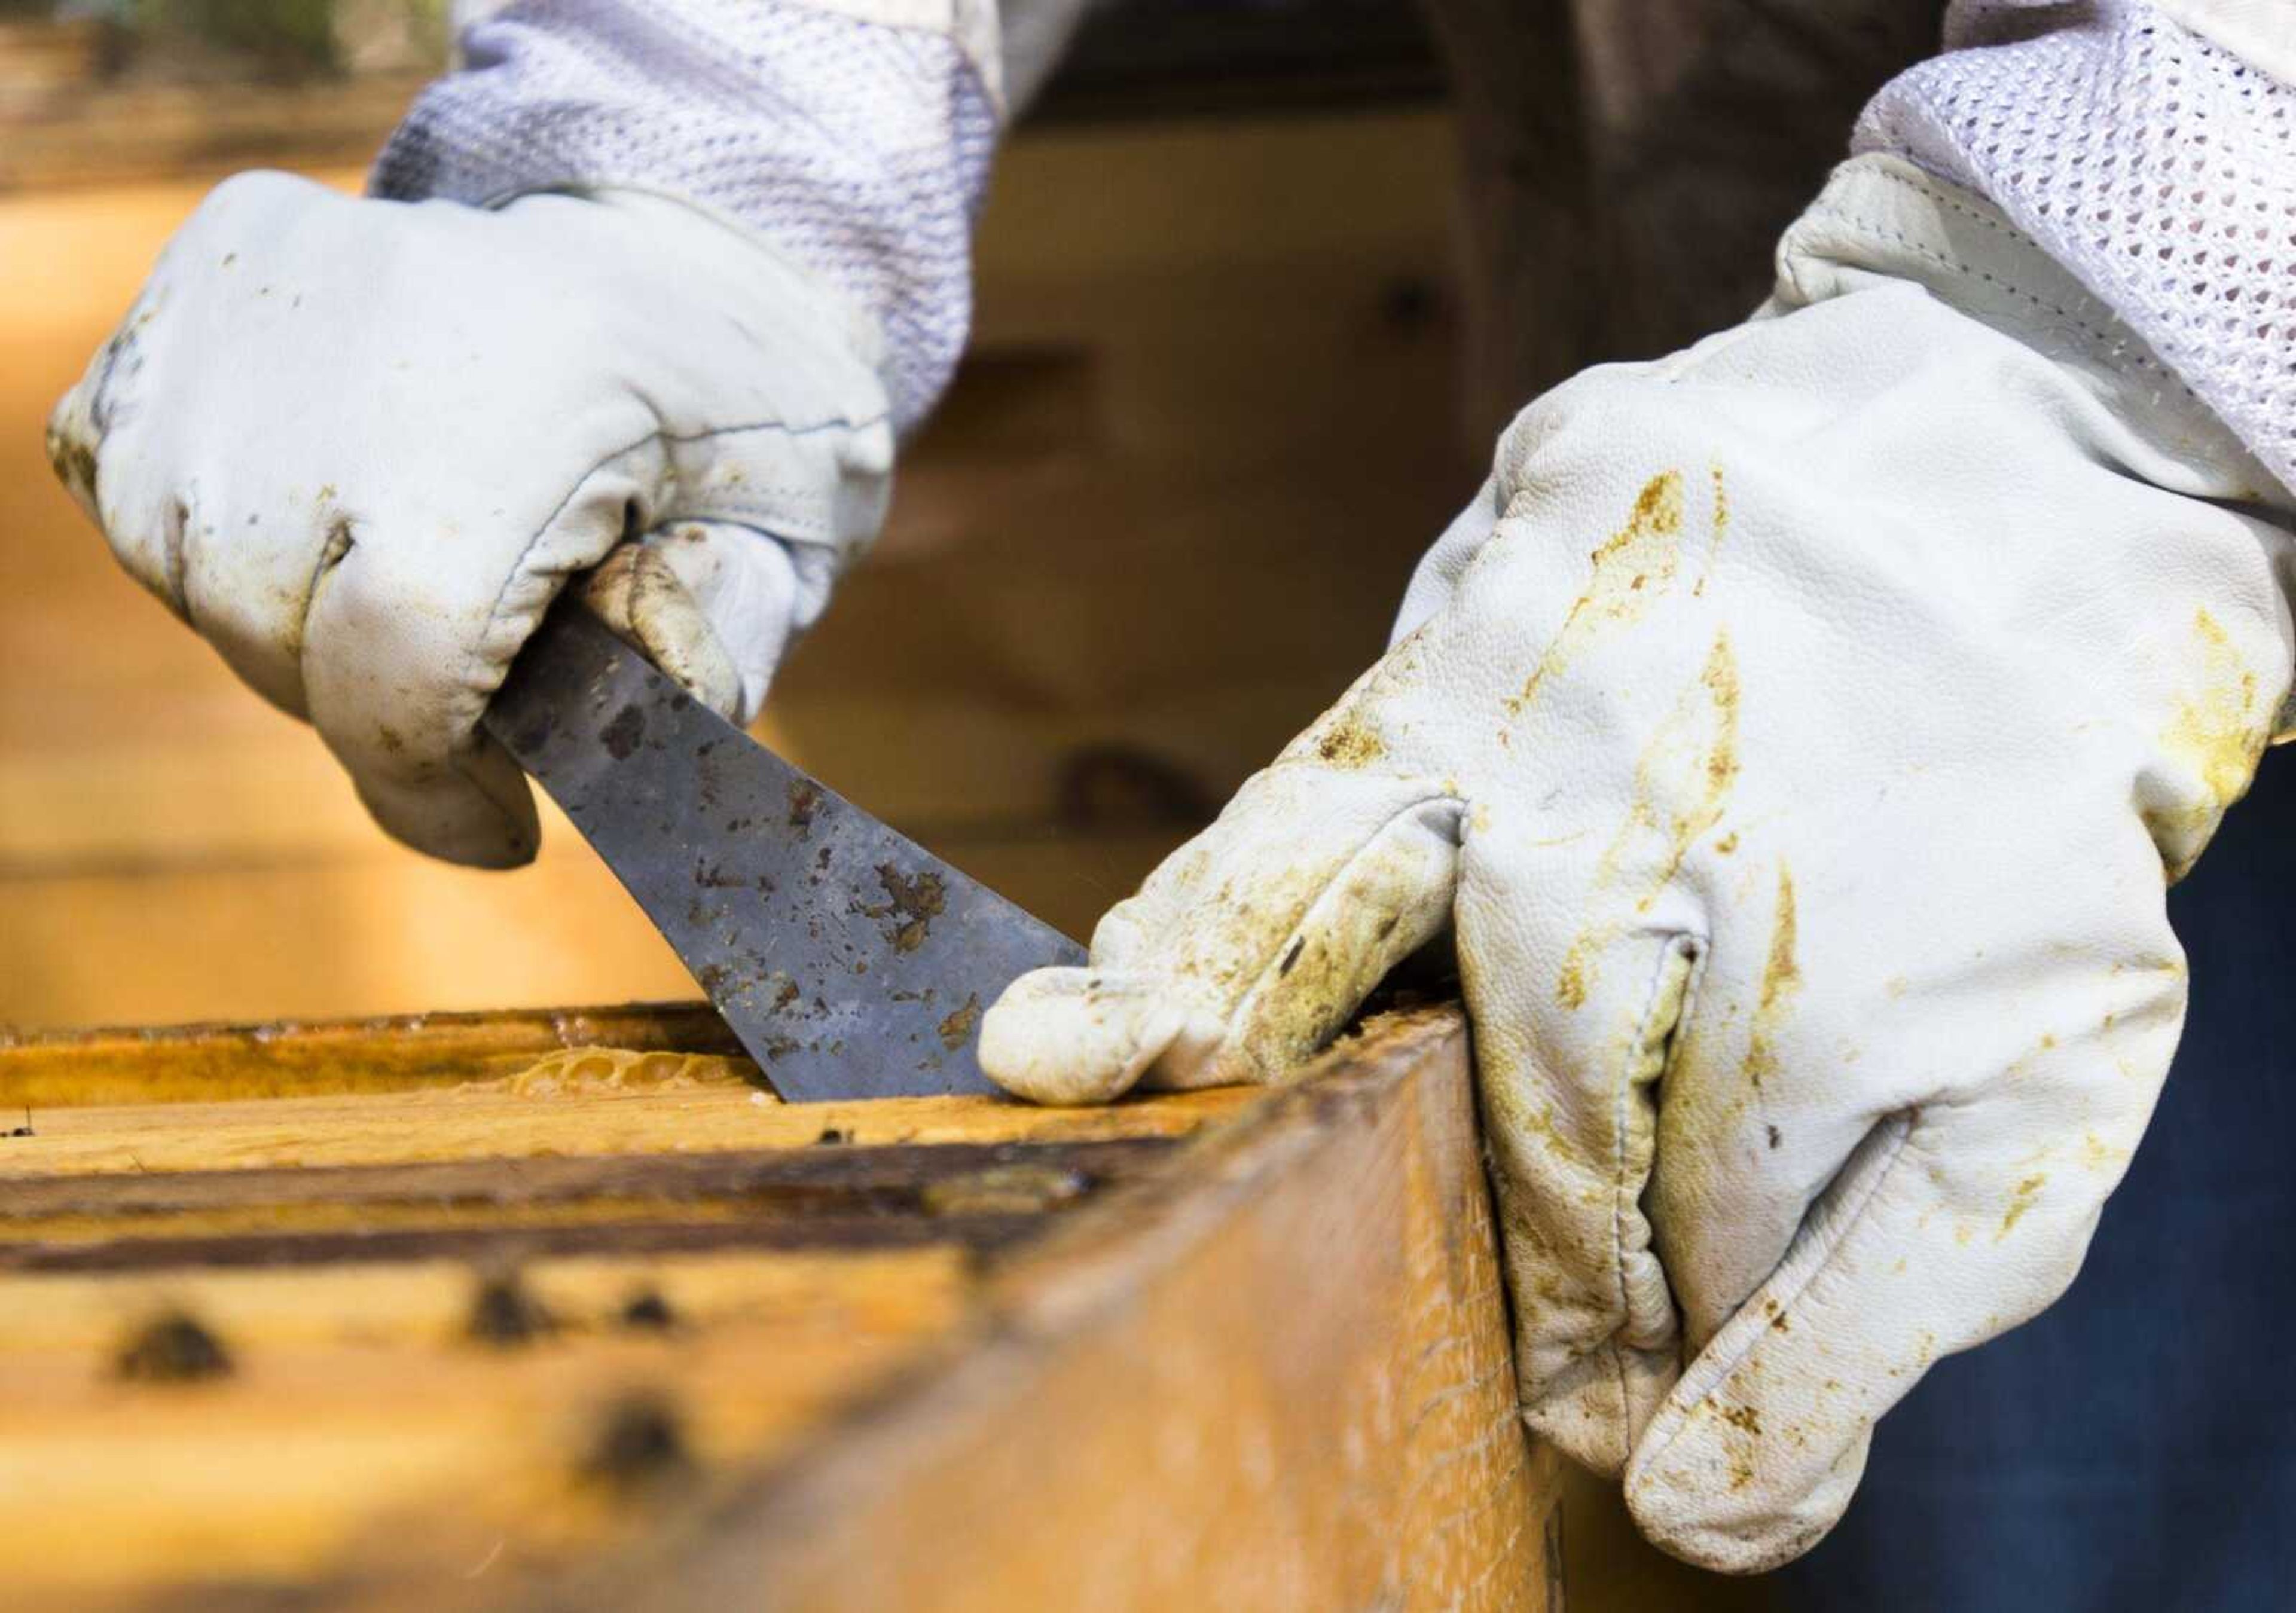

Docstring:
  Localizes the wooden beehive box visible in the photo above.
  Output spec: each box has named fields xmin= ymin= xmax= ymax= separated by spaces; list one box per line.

xmin=0 ymin=1003 xmax=1563 ymax=1611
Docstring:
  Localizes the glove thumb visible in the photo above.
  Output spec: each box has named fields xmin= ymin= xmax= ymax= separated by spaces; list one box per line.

xmin=582 ymin=520 xmax=826 ymax=726
xmin=979 ymin=756 xmax=1466 ymax=1105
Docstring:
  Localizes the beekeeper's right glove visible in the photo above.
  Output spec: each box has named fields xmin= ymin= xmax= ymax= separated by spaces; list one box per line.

xmin=981 ymin=155 xmax=2296 ymax=1570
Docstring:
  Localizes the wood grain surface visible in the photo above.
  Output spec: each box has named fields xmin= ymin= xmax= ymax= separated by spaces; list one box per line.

xmin=0 ymin=1001 xmax=1565 ymax=1611
xmin=537 ymin=1007 xmax=1565 ymax=1613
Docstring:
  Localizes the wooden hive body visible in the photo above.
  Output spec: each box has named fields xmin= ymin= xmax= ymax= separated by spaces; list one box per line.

xmin=0 ymin=1003 xmax=1563 ymax=1611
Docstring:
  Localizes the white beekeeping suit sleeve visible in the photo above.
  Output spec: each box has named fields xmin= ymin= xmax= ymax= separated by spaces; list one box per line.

xmin=1860 ymin=0 xmax=2296 ymax=500
xmin=371 ymin=0 xmax=1089 ymax=431
xmin=380 ymin=0 xmax=1098 ymax=433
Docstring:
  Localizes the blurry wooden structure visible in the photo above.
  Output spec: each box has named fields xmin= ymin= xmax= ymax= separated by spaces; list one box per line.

xmin=0 ymin=102 xmax=1470 ymax=1031
xmin=0 ymin=1003 xmax=1565 ymax=1610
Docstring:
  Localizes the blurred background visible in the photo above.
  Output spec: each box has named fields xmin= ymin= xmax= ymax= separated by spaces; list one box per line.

xmin=0 ymin=0 xmax=1471 ymax=1032
xmin=0 ymin=0 xmax=1910 ymax=1041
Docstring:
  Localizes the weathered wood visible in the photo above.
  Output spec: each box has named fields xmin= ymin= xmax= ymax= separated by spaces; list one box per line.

xmin=0 ymin=1250 xmax=978 ymax=1608
xmin=0 ymin=1078 xmax=1253 ymax=1182
xmin=0 ymin=1137 xmax=1175 ymax=1222
xmin=0 ymin=1001 xmax=747 ymax=1108
xmin=0 ymin=1004 xmax=1562 ymax=1611
xmin=0 ymin=1137 xmax=1173 ymax=1269
xmin=535 ymin=1007 xmax=1562 ymax=1613
xmin=0 ymin=1248 xmax=970 ymax=1356
xmin=3 ymin=1212 xmax=1043 ymax=1275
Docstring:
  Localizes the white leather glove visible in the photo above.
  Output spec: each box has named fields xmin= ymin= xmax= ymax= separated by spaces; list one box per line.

xmin=47 ymin=172 xmax=893 ymax=867
xmin=980 ymin=157 xmax=2296 ymax=1569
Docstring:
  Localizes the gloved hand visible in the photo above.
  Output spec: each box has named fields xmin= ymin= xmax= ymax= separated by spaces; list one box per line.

xmin=47 ymin=172 xmax=893 ymax=867
xmin=981 ymin=157 xmax=2296 ymax=1569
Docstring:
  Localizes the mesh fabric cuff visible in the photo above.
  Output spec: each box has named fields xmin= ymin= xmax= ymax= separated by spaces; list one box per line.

xmin=1861 ymin=0 xmax=2296 ymax=495
xmin=373 ymin=0 xmax=997 ymax=431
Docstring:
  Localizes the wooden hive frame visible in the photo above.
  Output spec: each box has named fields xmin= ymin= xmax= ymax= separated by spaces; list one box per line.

xmin=0 ymin=1004 xmax=1562 ymax=1610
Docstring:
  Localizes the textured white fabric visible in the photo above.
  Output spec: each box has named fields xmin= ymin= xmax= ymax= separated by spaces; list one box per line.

xmin=981 ymin=160 xmax=2296 ymax=1569
xmin=47 ymin=175 xmax=893 ymax=867
xmin=1862 ymin=0 xmax=2296 ymax=497
xmin=2158 ymin=0 xmax=2296 ymax=88
xmin=373 ymin=0 xmax=999 ymax=430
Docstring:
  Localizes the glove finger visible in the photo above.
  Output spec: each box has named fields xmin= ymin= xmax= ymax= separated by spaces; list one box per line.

xmin=298 ymin=475 xmax=639 ymax=867
xmin=581 ymin=520 xmax=808 ymax=725
xmin=295 ymin=525 xmax=538 ymax=867
xmin=1455 ymin=824 xmax=1702 ymax=1477
xmin=347 ymin=728 xmax=542 ymax=872
xmin=56 ymin=391 xmax=362 ymax=725
xmin=979 ymin=760 xmax=1466 ymax=1106
xmin=48 ymin=305 xmax=199 ymax=633
xmin=47 ymin=174 xmax=349 ymax=716
xmin=1455 ymin=612 xmax=1750 ymax=1474
xmin=176 ymin=485 xmax=365 ymax=723
xmin=306 ymin=529 xmax=542 ymax=868
xmin=1625 ymin=986 xmax=2182 ymax=1572
xmin=46 ymin=373 xmax=108 ymax=536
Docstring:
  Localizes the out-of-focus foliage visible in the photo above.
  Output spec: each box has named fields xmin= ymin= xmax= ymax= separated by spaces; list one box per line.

xmin=0 ymin=0 xmax=447 ymax=80
xmin=142 ymin=2 xmax=341 ymax=68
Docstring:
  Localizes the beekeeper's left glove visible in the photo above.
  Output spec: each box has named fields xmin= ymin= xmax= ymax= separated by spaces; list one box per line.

xmin=47 ymin=173 xmax=891 ymax=867
xmin=979 ymin=157 xmax=2296 ymax=1570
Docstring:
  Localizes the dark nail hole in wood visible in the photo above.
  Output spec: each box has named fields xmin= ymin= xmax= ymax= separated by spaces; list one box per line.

xmin=115 ymin=1309 xmax=231 ymax=1384
xmin=579 ymin=1394 xmax=692 ymax=1496
xmin=466 ymin=1270 xmax=554 ymax=1347
xmin=620 ymin=1289 xmax=676 ymax=1332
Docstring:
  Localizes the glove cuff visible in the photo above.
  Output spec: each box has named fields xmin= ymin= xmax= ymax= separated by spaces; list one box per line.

xmin=1778 ymin=155 xmax=2290 ymax=513
xmin=1855 ymin=0 xmax=2296 ymax=496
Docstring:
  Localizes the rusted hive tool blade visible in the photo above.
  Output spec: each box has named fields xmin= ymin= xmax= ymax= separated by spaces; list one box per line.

xmin=484 ymin=608 xmax=1085 ymax=1101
